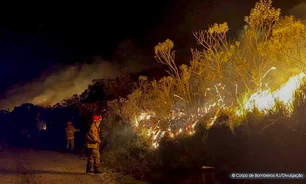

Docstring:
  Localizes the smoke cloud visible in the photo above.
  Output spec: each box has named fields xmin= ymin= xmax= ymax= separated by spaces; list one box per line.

xmin=288 ymin=3 xmax=306 ymax=21
xmin=0 ymin=37 xmax=154 ymax=111
xmin=0 ymin=57 xmax=147 ymax=111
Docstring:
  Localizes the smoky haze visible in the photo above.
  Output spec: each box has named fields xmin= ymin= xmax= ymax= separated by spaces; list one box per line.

xmin=0 ymin=58 xmax=146 ymax=111
xmin=0 ymin=37 xmax=152 ymax=111
xmin=288 ymin=3 xmax=306 ymax=20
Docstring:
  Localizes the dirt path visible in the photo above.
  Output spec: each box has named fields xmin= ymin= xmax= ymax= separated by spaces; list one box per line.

xmin=0 ymin=147 xmax=145 ymax=184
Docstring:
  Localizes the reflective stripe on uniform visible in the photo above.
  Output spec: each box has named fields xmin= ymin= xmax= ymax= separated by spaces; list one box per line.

xmin=85 ymin=143 xmax=99 ymax=149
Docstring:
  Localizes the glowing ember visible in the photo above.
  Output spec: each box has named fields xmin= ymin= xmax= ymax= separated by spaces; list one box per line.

xmin=152 ymin=142 xmax=159 ymax=148
xmin=132 ymin=69 xmax=306 ymax=149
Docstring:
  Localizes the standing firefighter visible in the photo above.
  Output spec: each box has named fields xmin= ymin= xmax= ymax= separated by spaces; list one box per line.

xmin=65 ymin=121 xmax=80 ymax=151
xmin=85 ymin=115 xmax=103 ymax=174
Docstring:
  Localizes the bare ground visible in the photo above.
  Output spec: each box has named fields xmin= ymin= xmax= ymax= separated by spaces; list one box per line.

xmin=0 ymin=147 xmax=147 ymax=184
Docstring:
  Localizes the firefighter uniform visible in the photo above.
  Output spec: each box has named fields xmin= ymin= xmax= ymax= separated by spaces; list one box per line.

xmin=65 ymin=122 xmax=79 ymax=151
xmin=85 ymin=115 xmax=102 ymax=174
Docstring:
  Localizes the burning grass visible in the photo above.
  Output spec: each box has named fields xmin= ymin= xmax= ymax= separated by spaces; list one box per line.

xmin=103 ymin=87 xmax=306 ymax=182
xmin=100 ymin=1 xmax=306 ymax=182
xmin=107 ymin=0 xmax=306 ymax=149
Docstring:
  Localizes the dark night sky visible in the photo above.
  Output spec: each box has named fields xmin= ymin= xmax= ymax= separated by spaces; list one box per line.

xmin=0 ymin=1 xmax=172 ymax=93
xmin=0 ymin=0 xmax=304 ymax=101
